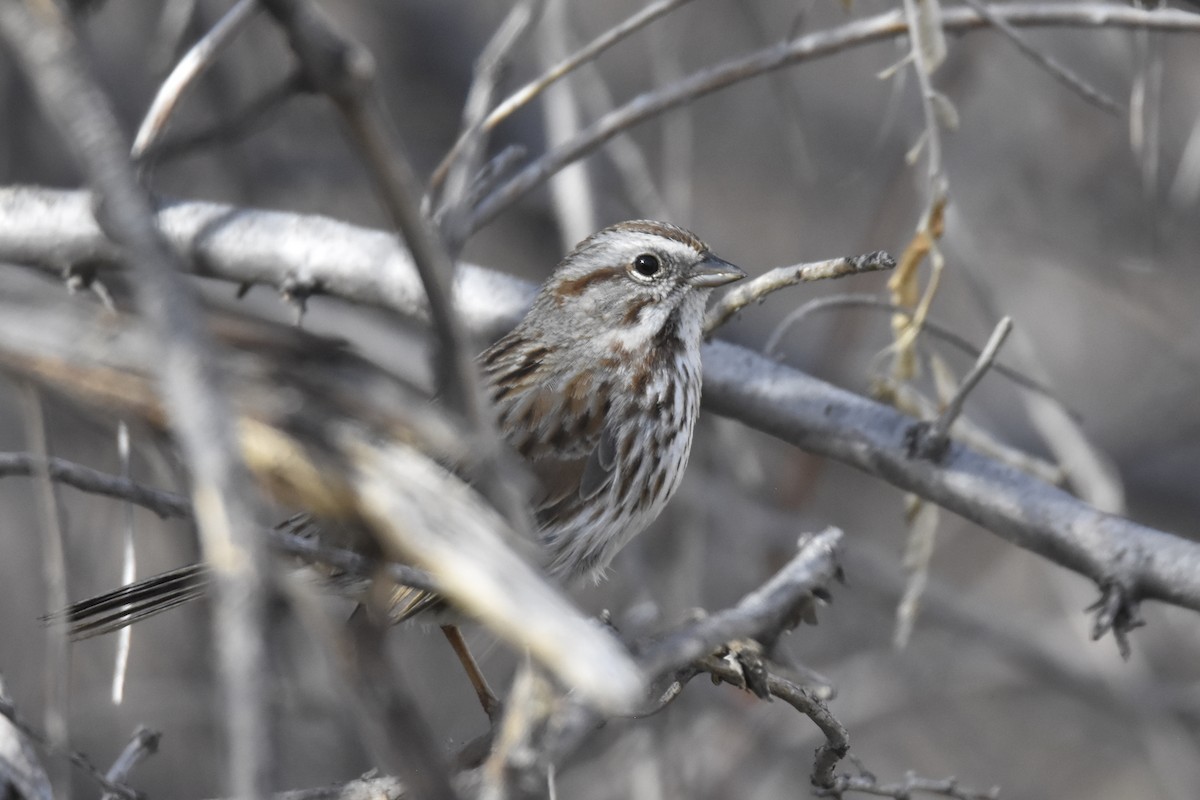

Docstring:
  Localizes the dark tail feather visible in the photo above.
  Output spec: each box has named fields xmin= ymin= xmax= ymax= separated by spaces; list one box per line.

xmin=44 ymin=564 xmax=211 ymax=640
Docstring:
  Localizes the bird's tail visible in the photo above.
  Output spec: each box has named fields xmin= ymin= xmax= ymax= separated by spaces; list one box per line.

xmin=43 ymin=564 xmax=211 ymax=640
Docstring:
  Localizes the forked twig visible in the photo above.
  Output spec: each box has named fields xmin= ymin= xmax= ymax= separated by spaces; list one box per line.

xmin=905 ymin=317 xmax=1014 ymax=462
xmin=101 ymin=727 xmax=161 ymax=800
xmin=428 ymin=0 xmax=697 ymax=194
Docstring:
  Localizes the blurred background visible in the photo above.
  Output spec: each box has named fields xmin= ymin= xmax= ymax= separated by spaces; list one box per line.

xmin=2 ymin=1 xmax=1200 ymax=798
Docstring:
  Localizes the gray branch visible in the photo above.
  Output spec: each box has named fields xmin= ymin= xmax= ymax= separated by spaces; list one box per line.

xmin=0 ymin=188 xmax=1198 ymax=622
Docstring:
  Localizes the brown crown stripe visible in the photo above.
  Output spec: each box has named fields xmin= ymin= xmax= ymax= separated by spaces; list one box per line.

xmin=610 ymin=220 xmax=707 ymax=253
xmin=553 ymin=265 xmax=626 ymax=298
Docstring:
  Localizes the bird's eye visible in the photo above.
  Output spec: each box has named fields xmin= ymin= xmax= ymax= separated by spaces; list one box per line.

xmin=632 ymin=253 xmax=661 ymax=278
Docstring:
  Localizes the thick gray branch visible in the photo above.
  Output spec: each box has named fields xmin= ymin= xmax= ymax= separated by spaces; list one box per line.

xmin=0 ymin=188 xmax=1198 ymax=615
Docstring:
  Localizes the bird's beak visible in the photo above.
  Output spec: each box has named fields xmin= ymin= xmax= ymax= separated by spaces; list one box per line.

xmin=687 ymin=254 xmax=746 ymax=288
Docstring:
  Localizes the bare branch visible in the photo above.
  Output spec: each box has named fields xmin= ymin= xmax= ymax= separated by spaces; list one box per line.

xmin=474 ymin=529 xmax=847 ymax=796
xmin=700 ymin=339 xmax=1200 ymax=618
xmin=764 ymin=294 xmax=1070 ymax=411
xmin=703 ymin=251 xmax=895 ymax=335
xmin=465 ymin=3 xmax=1200 ymax=233
xmin=2 ymin=190 xmax=1198 ymax=621
xmin=0 ymin=267 xmax=645 ymax=715
xmin=428 ymin=0 xmax=697 ymax=194
xmin=101 ymin=727 xmax=161 ymax=800
xmin=0 ymin=689 xmax=139 ymax=800
xmin=639 ymin=528 xmax=843 ymax=677
xmin=816 ymin=772 xmax=1000 ymax=800
xmin=0 ymin=450 xmax=443 ymax=600
xmin=17 ymin=387 xmax=71 ymax=797
xmin=434 ymin=0 xmax=542 ymax=246
xmin=0 ymin=676 xmax=53 ymax=800
xmin=0 ymin=8 xmax=275 ymax=797
xmin=131 ymin=0 xmax=259 ymax=162
xmin=0 ymin=452 xmax=192 ymax=518
xmin=257 ymin=0 xmax=533 ymax=541
xmin=958 ymin=0 xmax=1119 ymax=114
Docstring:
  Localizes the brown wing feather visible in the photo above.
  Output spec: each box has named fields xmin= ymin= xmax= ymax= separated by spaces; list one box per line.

xmin=482 ymin=328 xmax=618 ymax=534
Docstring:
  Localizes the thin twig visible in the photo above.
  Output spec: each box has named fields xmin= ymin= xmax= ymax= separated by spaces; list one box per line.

xmin=101 ymin=727 xmax=161 ymax=800
xmin=538 ymin=0 xmax=597 ymax=248
xmin=638 ymin=528 xmax=843 ymax=677
xmin=905 ymin=316 xmax=1013 ymax=462
xmin=19 ymin=386 xmax=71 ymax=800
xmin=815 ymin=772 xmax=1000 ymax=800
xmin=265 ymin=524 xmax=440 ymax=596
xmin=697 ymin=656 xmax=849 ymax=789
xmin=136 ymin=71 xmax=304 ymax=165
xmin=131 ymin=0 xmax=259 ymax=162
xmin=880 ymin=377 xmax=1065 ymax=486
xmin=0 ymin=448 xmax=442 ymax=595
xmin=703 ymin=251 xmax=895 ymax=335
xmin=958 ymin=0 xmax=1120 ymax=114
xmin=465 ymin=3 xmax=1200 ymax=233
xmin=112 ymin=422 xmax=135 ymax=706
xmin=435 ymin=0 xmax=541 ymax=252
xmin=0 ymin=696 xmax=140 ymax=800
xmin=0 ymin=452 xmax=192 ymax=518
xmin=763 ymin=293 xmax=1070 ymax=411
xmin=427 ymin=0 xmax=697 ymax=194
xmin=699 ymin=654 xmax=999 ymax=798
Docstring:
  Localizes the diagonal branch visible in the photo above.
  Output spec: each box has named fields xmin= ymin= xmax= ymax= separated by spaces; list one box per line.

xmin=1 ymin=189 xmax=1198 ymax=621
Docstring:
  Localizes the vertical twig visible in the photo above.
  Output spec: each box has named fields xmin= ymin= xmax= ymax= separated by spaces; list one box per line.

xmin=540 ymin=0 xmax=596 ymax=248
xmin=651 ymin=11 xmax=694 ymax=222
xmin=282 ymin=575 xmax=461 ymax=800
xmin=0 ymin=5 xmax=275 ymax=799
xmin=19 ymin=385 xmax=71 ymax=800
xmin=257 ymin=0 xmax=532 ymax=537
xmin=111 ymin=422 xmax=134 ymax=706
